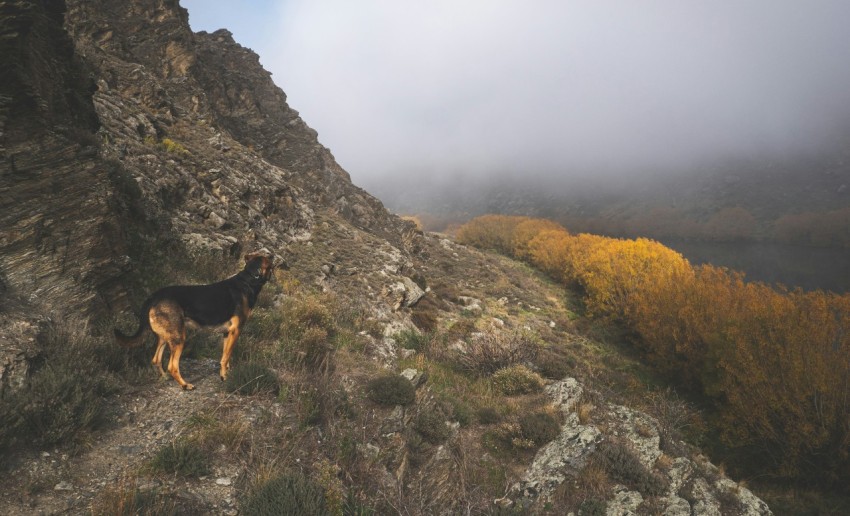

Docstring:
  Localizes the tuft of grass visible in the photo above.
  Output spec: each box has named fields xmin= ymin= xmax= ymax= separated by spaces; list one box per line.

xmin=160 ymin=137 xmax=188 ymax=154
xmin=241 ymin=472 xmax=329 ymax=516
xmin=366 ymin=375 xmax=416 ymax=406
xmin=91 ymin=477 xmax=181 ymax=516
xmin=491 ymin=365 xmax=544 ymax=395
xmin=223 ymin=362 xmax=280 ymax=396
xmin=150 ymin=441 xmax=209 ymax=477
xmin=396 ymin=329 xmax=430 ymax=352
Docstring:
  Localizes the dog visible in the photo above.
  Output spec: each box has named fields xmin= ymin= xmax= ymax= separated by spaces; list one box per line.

xmin=114 ymin=253 xmax=282 ymax=390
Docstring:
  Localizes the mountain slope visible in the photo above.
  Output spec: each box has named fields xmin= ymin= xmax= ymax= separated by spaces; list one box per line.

xmin=0 ymin=1 xmax=772 ymax=513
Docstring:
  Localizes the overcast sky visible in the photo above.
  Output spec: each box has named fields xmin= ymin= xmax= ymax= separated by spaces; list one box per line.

xmin=183 ymin=1 xmax=850 ymax=188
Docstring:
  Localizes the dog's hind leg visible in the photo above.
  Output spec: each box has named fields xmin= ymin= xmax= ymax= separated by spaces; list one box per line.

xmin=150 ymin=301 xmax=194 ymax=390
xmin=167 ymin=335 xmax=193 ymax=390
xmin=151 ymin=336 xmax=168 ymax=378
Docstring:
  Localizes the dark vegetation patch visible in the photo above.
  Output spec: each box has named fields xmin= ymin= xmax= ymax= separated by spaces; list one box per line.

xmin=150 ymin=441 xmax=209 ymax=477
xmin=366 ymin=375 xmax=415 ymax=406
xmin=0 ymin=325 xmax=143 ymax=451
xmin=241 ymin=473 xmax=329 ymax=516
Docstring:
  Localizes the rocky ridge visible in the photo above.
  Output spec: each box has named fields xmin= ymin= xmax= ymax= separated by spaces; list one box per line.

xmin=1 ymin=0 xmax=772 ymax=514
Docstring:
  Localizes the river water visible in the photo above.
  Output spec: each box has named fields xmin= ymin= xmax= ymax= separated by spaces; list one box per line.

xmin=662 ymin=241 xmax=850 ymax=294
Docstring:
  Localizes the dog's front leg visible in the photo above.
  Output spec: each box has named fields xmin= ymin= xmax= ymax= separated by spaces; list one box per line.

xmin=220 ymin=316 xmax=242 ymax=381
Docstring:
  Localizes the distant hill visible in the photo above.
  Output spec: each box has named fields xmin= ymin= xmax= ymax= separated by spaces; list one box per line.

xmin=374 ymin=136 xmax=850 ymax=247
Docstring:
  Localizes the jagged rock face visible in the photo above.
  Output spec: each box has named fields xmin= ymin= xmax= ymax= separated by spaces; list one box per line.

xmin=2 ymin=0 xmax=420 ymax=311
xmin=64 ymin=0 xmax=411 ymax=243
xmin=0 ymin=0 xmax=131 ymax=318
xmin=1 ymin=0 xmax=420 ymax=392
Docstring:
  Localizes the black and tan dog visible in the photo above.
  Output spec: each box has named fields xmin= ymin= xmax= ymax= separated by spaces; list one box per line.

xmin=115 ymin=253 xmax=281 ymax=390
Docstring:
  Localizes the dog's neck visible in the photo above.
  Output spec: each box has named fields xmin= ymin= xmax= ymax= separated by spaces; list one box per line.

xmin=233 ymin=269 xmax=267 ymax=308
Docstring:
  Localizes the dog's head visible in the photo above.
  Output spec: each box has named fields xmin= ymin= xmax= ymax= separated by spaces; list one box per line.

xmin=244 ymin=253 xmax=278 ymax=282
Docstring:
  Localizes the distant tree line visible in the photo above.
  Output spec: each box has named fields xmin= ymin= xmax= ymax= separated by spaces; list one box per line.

xmin=458 ymin=214 xmax=850 ymax=487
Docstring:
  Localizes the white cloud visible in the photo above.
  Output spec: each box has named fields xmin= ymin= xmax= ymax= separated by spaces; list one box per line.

xmin=187 ymin=1 xmax=850 ymax=186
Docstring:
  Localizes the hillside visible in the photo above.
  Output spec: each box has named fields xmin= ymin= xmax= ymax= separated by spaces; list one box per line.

xmin=1 ymin=1 xmax=772 ymax=514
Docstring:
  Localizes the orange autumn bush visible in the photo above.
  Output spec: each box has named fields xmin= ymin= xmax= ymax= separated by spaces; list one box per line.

xmin=458 ymin=214 xmax=850 ymax=485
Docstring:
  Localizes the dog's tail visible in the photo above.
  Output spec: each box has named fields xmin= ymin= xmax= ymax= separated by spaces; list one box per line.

xmin=114 ymin=301 xmax=152 ymax=348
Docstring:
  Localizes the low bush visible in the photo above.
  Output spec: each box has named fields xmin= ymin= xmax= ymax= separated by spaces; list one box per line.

xmin=414 ymin=409 xmax=451 ymax=444
xmin=223 ymin=362 xmax=280 ymax=396
xmin=535 ymin=350 xmax=573 ymax=380
xmin=290 ymin=296 xmax=335 ymax=334
xmin=0 ymin=329 xmax=121 ymax=451
xmin=491 ymin=365 xmax=544 ymax=395
xmin=91 ymin=480 xmax=181 ymax=516
xmin=241 ymin=472 xmax=329 ymax=516
xmin=366 ymin=375 xmax=416 ymax=406
xmin=296 ymin=327 xmax=334 ymax=373
xmin=579 ymin=498 xmax=607 ymax=516
xmin=476 ymin=407 xmax=502 ymax=425
xmin=456 ymin=331 xmax=539 ymax=377
xmin=594 ymin=440 xmax=668 ymax=497
xmin=518 ymin=412 xmax=561 ymax=446
xmin=150 ymin=441 xmax=209 ymax=477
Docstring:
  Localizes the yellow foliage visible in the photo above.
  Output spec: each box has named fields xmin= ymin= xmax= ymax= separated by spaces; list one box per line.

xmin=457 ymin=214 xmax=850 ymax=483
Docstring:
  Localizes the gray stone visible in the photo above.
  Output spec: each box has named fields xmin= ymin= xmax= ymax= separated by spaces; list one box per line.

xmin=401 ymin=368 xmax=427 ymax=388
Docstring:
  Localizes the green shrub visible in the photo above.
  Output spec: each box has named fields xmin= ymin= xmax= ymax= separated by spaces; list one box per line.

xmin=414 ymin=409 xmax=451 ymax=444
xmin=519 ymin=412 xmax=561 ymax=446
xmin=366 ymin=375 xmax=416 ymax=406
xmin=491 ymin=365 xmax=544 ymax=395
xmin=477 ymin=407 xmax=502 ymax=425
xmin=241 ymin=473 xmax=329 ymax=516
xmin=151 ymin=441 xmax=209 ymax=477
xmin=223 ymin=362 xmax=280 ymax=395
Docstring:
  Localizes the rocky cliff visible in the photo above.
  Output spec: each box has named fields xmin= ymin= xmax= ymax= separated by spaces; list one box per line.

xmin=0 ymin=1 xmax=773 ymax=514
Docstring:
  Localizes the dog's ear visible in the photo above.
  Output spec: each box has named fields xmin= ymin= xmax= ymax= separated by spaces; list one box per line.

xmin=244 ymin=253 xmax=259 ymax=263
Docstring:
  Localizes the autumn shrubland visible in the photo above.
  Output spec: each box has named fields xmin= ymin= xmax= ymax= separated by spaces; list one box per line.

xmin=458 ymin=214 xmax=850 ymax=488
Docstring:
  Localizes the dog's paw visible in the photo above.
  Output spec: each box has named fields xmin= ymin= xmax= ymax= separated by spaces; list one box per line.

xmin=183 ymin=383 xmax=195 ymax=391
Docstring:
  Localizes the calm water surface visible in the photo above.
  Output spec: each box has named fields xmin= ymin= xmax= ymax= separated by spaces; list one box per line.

xmin=662 ymin=241 xmax=850 ymax=294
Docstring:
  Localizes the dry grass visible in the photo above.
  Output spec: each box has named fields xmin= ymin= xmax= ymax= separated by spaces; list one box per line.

xmin=455 ymin=330 xmax=540 ymax=377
